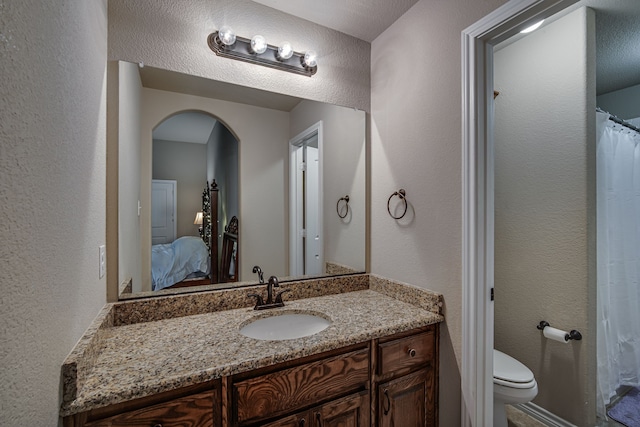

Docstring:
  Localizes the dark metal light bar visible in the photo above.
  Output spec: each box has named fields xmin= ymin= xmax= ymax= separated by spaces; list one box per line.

xmin=207 ymin=31 xmax=317 ymax=77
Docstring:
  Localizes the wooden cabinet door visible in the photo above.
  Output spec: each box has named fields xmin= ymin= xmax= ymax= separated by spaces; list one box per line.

xmin=311 ymin=391 xmax=369 ymax=427
xmin=262 ymin=411 xmax=310 ymax=427
xmin=378 ymin=369 xmax=435 ymax=427
xmin=84 ymin=390 xmax=215 ymax=427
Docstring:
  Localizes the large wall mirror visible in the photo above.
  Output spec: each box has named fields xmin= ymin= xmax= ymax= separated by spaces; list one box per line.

xmin=113 ymin=61 xmax=366 ymax=299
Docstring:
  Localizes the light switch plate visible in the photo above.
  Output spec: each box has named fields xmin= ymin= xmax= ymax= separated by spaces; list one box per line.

xmin=99 ymin=245 xmax=106 ymax=279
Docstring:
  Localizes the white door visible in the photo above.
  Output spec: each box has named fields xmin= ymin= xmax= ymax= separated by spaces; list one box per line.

xmin=151 ymin=180 xmax=177 ymax=244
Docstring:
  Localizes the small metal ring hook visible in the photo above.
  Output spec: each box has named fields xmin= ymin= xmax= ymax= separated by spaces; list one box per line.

xmin=336 ymin=195 xmax=350 ymax=219
xmin=387 ymin=189 xmax=408 ymax=219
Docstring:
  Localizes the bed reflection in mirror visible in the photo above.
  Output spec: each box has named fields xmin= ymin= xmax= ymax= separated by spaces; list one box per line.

xmin=114 ymin=60 xmax=366 ymax=299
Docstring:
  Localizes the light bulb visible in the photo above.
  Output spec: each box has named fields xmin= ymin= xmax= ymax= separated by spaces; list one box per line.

xmin=277 ymin=42 xmax=293 ymax=60
xmin=250 ymin=35 xmax=267 ymax=54
xmin=302 ymin=50 xmax=317 ymax=68
xmin=520 ymin=20 xmax=544 ymax=34
xmin=218 ymin=26 xmax=236 ymax=46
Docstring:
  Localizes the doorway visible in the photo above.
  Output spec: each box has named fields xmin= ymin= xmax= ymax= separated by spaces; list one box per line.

xmin=290 ymin=122 xmax=324 ymax=276
xmin=461 ymin=0 xmax=583 ymax=425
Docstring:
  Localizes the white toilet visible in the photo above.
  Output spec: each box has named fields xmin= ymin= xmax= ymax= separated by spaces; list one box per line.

xmin=493 ymin=349 xmax=538 ymax=427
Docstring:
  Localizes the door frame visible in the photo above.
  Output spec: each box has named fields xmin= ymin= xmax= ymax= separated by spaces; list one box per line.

xmin=289 ymin=121 xmax=324 ymax=276
xmin=460 ymin=0 xmax=578 ymax=425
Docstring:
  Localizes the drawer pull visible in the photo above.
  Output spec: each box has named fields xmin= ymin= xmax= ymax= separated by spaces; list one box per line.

xmin=299 ymin=418 xmax=306 ymax=426
xmin=408 ymin=348 xmax=417 ymax=357
xmin=152 ymin=424 xmax=163 ymax=427
xmin=383 ymin=388 xmax=391 ymax=415
xmin=315 ymin=412 xmax=322 ymax=427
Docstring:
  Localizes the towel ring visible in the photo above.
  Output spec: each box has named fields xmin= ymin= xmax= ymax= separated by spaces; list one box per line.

xmin=387 ymin=189 xmax=408 ymax=219
xmin=336 ymin=195 xmax=350 ymax=219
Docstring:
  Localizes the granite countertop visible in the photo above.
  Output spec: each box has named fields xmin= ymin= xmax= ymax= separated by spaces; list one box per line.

xmin=61 ymin=275 xmax=443 ymax=417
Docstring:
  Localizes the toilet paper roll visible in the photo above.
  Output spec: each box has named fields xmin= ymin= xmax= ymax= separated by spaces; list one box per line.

xmin=543 ymin=326 xmax=569 ymax=343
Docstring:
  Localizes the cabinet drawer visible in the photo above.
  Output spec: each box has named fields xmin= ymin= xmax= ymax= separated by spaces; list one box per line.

xmin=85 ymin=390 xmax=214 ymax=427
xmin=378 ymin=330 xmax=434 ymax=377
xmin=234 ymin=348 xmax=369 ymax=425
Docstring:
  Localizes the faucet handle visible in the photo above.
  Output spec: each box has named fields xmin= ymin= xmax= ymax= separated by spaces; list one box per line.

xmin=275 ymin=289 xmax=290 ymax=304
xmin=247 ymin=293 xmax=264 ymax=310
xmin=268 ymin=275 xmax=279 ymax=288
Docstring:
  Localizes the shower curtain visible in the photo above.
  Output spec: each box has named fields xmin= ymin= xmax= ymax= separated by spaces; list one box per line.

xmin=596 ymin=111 xmax=640 ymax=417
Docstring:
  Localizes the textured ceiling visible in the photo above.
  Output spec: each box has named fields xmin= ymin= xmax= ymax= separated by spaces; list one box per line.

xmin=153 ymin=112 xmax=217 ymax=144
xmin=585 ymin=0 xmax=640 ymax=94
xmin=255 ymin=0 xmax=638 ymax=95
xmin=251 ymin=0 xmax=420 ymax=42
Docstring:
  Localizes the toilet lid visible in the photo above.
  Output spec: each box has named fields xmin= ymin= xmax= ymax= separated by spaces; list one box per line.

xmin=493 ymin=350 xmax=534 ymax=384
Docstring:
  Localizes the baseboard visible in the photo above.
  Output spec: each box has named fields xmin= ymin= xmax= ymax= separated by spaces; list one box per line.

xmin=514 ymin=403 xmax=577 ymax=427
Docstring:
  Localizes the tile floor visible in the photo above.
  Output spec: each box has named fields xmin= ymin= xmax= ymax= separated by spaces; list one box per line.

xmin=505 ymin=405 xmax=626 ymax=427
xmin=506 ymin=405 xmax=546 ymax=427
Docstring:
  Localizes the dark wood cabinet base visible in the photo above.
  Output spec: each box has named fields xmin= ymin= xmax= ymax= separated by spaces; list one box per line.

xmin=64 ymin=325 xmax=438 ymax=427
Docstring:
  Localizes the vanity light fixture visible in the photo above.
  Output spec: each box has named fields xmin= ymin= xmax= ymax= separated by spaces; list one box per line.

xmin=208 ymin=28 xmax=317 ymax=77
xmin=250 ymin=35 xmax=268 ymax=54
xmin=218 ymin=26 xmax=237 ymax=46
xmin=302 ymin=50 xmax=318 ymax=68
xmin=277 ymin=41 xmax=294 ymax=60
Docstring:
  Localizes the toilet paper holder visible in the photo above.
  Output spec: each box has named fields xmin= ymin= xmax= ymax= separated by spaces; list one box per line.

xmin=537 ymin=321 xmax=582 ymax=341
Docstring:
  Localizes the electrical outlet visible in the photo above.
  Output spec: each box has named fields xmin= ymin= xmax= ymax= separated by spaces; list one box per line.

xmin=99 ymin=245 xmax=106 ymax=279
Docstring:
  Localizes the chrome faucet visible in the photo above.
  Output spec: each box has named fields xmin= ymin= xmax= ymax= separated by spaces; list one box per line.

xmin=247 ymin=275 xmax=290 ymax=310
xmin=252 ymin=265 xmax=264 ymax=284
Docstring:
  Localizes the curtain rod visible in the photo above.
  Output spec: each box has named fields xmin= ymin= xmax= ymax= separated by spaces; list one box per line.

xmin=597 ymin=107 xmax=640 ymax=133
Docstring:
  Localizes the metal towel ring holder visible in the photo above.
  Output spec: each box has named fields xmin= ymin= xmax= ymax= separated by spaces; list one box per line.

xmin=387 ymin=189 xmax=408 ymax=219
xmin=336 ymin=195 xmax=350 ymax=219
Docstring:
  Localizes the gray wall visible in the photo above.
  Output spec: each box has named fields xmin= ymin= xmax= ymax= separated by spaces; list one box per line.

xmin=208 ymin=122 xmax=239 ymax=268
xmin=370 ymin=0 xmax=508 ymax=424
xmin=118 ymin=61 xmax=143 ymax=292
xmin=597 ymin=83 xmax=640 ymax=120
xmin=0 ymin=0 xmax=108 ymax=425
xmin=493 ymin=8 xmax=597 ymax=425
xmin=290 ymin=100 xmax=366 ymax=272
xmin=153 ymin=139 xmax=208 ymax=239
xmin=208 ymin=122 xmax=239 ymax=231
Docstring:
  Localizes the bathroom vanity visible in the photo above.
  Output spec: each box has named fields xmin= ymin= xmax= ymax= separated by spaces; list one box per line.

xmin=61 ymin=275 xmax=443 ymax=427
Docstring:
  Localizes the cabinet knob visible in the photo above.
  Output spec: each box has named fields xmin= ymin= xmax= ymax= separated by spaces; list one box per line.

xmin=316 ymin=412 xmax=323 ymax=427
xmin=408 ymin=348 xmax=417 ymax=357
xmin=152 ymin=424 xmax=163 ymax=427
xmin=299 ymin=418 xmax=306 ymax=426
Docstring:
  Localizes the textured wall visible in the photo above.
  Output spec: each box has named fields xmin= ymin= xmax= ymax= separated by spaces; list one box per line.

xmin=370 ymin=0 xmax=508 ymax=424
xmin=0 ymin=0 xmax=108 ymax=425
xmin=597 ymin=83 xmax=640 ymax=120
xmin=494 ymin=8 xmax=596 ymax=425
xmin=108 ymin=0 xmax=370 ymax=112
xmin=290 ymin=101 xmax=366 ymax=272
xmin=118 ymin=61 xmax=142 ymax=292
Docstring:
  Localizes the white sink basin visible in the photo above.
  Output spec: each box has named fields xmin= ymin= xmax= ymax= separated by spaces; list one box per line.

xmin=239 ymin=312 xmax=332 ymax=340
